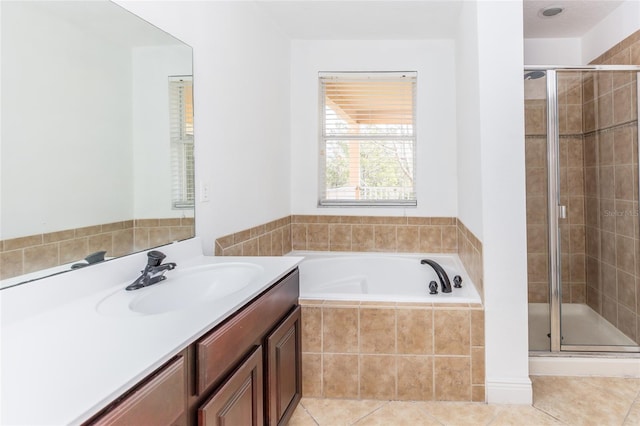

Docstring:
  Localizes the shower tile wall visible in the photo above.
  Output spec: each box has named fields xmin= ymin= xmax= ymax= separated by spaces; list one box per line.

xmin=586 ymin=31 xmax=640 ymax=343
xmin=526 ymin=30 xmax=640 ymax=345
xmin=525 ymin=72 xmax=587 ymax=305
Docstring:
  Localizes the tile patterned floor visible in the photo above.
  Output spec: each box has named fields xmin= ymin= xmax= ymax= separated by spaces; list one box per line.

xmin=289 ymin=376 xmax=640 ymax=425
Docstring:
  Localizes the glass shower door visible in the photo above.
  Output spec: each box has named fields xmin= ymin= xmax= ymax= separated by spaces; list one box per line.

xmin=558 ymin=69 xmax=640 ymax=351
xmin=524 ymin=70 xmax=552 ymax=351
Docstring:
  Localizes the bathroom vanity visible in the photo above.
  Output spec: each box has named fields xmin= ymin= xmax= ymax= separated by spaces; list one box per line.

xmin=1 ymin=239 xmax=303 ymax=426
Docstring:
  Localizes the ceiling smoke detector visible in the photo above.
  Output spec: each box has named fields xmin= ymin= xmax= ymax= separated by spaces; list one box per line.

xmin=539 ymin=5 xmax=565 ymax=18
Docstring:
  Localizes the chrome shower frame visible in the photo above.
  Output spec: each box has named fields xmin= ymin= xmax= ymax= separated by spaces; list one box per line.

xmin=525 ymin=65 xmax=640 ymax=354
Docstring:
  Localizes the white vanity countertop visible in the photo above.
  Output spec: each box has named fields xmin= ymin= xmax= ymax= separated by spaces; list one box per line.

xmin=0 ymin=238 xmax=303 ymax=425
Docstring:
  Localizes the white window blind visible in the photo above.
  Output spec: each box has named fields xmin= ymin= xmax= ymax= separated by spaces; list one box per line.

xmin=169 ymin=76 xmax=194 ymax=209
xmin=319 ymin=72 xmax=417 ymax=206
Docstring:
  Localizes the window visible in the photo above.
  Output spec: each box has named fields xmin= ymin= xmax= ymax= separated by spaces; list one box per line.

xmin=319 ymin=71 xmax=417 ymax=206
xmin=169 ymin=76 xmax=194 ymax=209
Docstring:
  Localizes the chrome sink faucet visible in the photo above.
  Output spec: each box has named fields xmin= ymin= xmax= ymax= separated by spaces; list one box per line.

xmin=126 ymin=250 xmax=177 ymax=291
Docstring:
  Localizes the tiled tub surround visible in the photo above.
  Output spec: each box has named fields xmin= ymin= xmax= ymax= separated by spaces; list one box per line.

xmin=299 ymin=300 xmax=485 ymax=402
xmin=216 ymin=215 xmax=486 ymax=402
xmin=215 ymin=215 xmax=484 ymax=297
xmin=0 ymin=218 xmax=194 ymax=280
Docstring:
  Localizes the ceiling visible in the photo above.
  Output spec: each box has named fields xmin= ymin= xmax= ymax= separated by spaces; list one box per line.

xmin=256 ymin=1 xmax=463 ymax=39
xmin=258 ymin=0 xmax=627 ymax=40
xmin=523 ymin=0 xmax=626 ymax=38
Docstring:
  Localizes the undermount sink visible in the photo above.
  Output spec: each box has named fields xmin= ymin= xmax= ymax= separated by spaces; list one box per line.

xmin=96 ymin=262 xmax=264 ymax=316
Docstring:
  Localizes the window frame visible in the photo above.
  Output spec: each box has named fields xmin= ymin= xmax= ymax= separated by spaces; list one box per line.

xmin=318 ymin=71 xmax=418 ymax=207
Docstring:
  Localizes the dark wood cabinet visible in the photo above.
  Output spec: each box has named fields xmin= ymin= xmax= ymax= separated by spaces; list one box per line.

xmin=198 ymin=346 xmax=264 ymax=426
xmin=86 ymin=268 xmax=300 ymax=426
xmin=91 ymin=355 xmax=186 ymax=426
xmin=265 ymin=306 xmax=301 ymax=426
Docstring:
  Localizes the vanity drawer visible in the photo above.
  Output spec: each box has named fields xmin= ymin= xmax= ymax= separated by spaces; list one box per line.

xmin=196 ymin=269 xmax=299 ymax=395
xmin=90 ymin=355 xmax=185 ymax=426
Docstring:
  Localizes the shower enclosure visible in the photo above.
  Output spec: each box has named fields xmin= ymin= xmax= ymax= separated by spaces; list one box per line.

xmin=525 ymin=66 xmax=640 ymax=353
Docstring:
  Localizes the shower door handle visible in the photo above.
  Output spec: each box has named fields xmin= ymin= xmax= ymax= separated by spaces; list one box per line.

xmin=558 ymin=205 xmax=567 ymax=219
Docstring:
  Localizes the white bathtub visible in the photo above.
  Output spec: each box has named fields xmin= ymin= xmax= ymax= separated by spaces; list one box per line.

xmin=293 ymin=251 xmax=481 ymax=304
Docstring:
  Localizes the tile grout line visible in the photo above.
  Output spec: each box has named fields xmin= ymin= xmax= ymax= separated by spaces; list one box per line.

xmin=621 ymin=383 xmax=640 ymax=425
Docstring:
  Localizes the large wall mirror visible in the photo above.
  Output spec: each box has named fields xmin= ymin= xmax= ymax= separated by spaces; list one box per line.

xmin=0 ymin=1 xmax=195 ymax=288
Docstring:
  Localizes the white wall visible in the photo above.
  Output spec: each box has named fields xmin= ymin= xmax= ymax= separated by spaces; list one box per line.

xmin=455 ymin=1 xmax=483 ymax=240
xmin=1 ymin=1 xmax=133 ymax=239
xmin=456 ymin=0 xmax=531 ymax=405
xmin=132 ymin=45 xmax=193 ymax=219
xmin=477 ymin=0 xmax=531 ymax=404
xmin=117 ymin=1 xmax=292 ymax=254
xmin=524 ymin=38 xmax=582 ymax=66
xmin=290 ymin=40 xmax=458 ymax=217
xmin=582 ymin=0 xmax=640 ymax=64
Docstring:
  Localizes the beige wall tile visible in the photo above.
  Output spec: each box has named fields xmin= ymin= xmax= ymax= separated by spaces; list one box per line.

xmin=23 ymin=244 xmax=58 ymax=273
xmin=89 ymin=233 xmax=114 ymax=257
xmin=397 ymin=356 xmax=433 ymax=400
xmin=397 ymin=308 xmax=433 ymax=355
xmin=472 ymin=385 xmax=486 ymax=402
xmin=360 ymin=308 xmax=396 ymax=354
xmin=442 ymin=226 xmax=458 ymax=253
xmin=617 ymin=235 xmax=636 ymax=274
xmin=359 ymin=355 xmax=396 ymax=399
xmin=434 ymin=310 xmax=470 ymax=355
xmin=302 ymin=353 xmax=322 ymax=397
xmin=471 ymin=310 xmax=485 ymax=347
xmin=242 ymin=238 xmax=259 ymax=256
xmin=397 ymin=226 xmax=419 ymax=252
xmin=59 ymin=238 xmax=89 ymax=264
xmin=434 ymin=357 xmax=471 ymax=401
xmin=258 ymin=233 xmax=272 ymax=256
xmin=352 ymin=225 xmax=374 ymax=251
xmin=419 ymin=226 xmax=442 ymax=252
xmin=323 ymin=308 xmax=359 ymax=353
xmin=291 ymin=224 xmax=307 ymax=250
xmin=323 ymin=354 xmax=359 ymax=398
xmin=302 ymin=307 xmax=322 ymax=353
xmin=43 ymin=229 xmax=75 ymax=244
xmin=4 ymin=235 xmax=43 ymax=251
xmin=329 ymin=224 xmax=352 ymax=249
xmin=112 ymin=230 xmax=134 ymax=257
xmin=471 ymin=347 xmax=485 ymax=385
xmin=374 ymin=226 xmax=396 ymax=251
xmin=271 ymin=229 xmax=284 ymax=256
xmin=308 ymin=224 xmax=329 ymax=251
xmin=0 ymin=250 xmax=23 ymax=279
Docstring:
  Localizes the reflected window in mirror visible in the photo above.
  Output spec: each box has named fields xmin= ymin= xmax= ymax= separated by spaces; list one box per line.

xmin=169 ymin=76 xmax=195 ymax=209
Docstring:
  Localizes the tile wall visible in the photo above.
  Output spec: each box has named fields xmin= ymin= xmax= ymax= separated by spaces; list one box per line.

xmin=216 ymin=214 xmax=485 ymax=401
xmin=586 ymin=31 xmax=640 ymax=343
xmin=299 ymin=300 xmax=485 ymax=402
xmin=0 ymin=218 xmax=194 ymax=280
xmin=525 ymin=29 xmax=640 ymax=344
xmin=525 ymin=72 xmax=588 ymax=305
xmin=215 ymin=215 xmax=483 ymax=296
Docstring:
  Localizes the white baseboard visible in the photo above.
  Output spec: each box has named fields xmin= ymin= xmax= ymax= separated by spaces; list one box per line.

xmin=530 ymin=356 xmax=640 ymax=377
xmin=486 ymin=378 xmax=533 ymax=404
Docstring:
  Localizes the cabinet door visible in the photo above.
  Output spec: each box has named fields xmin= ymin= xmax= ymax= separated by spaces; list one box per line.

xmin=91 ymin=356 xmax=185 ymax=426
xmin=265 ymin=306 xmax=302 ymax=426
xmin=198 ymin=346 xmax=264 ymax=426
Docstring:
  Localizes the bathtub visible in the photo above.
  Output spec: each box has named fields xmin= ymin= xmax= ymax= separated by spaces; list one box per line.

xmin=293 ymin=251 xmax=481 ymax=304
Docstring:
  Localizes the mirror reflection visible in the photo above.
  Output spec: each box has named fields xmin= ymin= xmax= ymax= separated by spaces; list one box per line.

xmin=0 ymin=1 xmax=195 ymax=287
